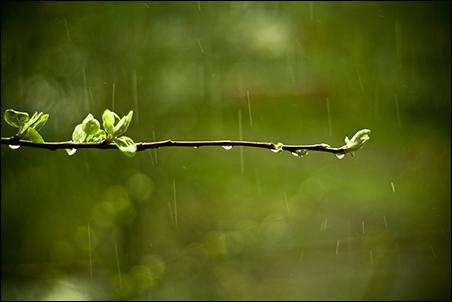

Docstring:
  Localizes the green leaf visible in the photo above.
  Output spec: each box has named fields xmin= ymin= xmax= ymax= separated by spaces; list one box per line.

xmin=112 ymin=136 xmax=137 ymax=158
xmin=26 ymin=127 xmax=45 ymax=143
xmin=72 ymin=113 xmax=105 ymax=144
xmin=82 ymin=117 xmax=100 ymax=137
xmin=102 ymin=109 xmax=115 ymax=136
xmin=31 ymin=113 xmax=49 ymax=131
xmin=86 ymin=129 xmax=106 ymax=143
xmin=72 ymin=124 xmax=86 ymax=143
xmin=4 ymin=109 xmax=29 ymax=129
xmin=113 ymin=111 xmax=133 ymax=137
xmin=82 ymin=113 xmax=95 ymax=124
xmin=20 ymin=112 xmax=43 ymax=135
xmin=112 ymin=111 xmax=120 ymax=122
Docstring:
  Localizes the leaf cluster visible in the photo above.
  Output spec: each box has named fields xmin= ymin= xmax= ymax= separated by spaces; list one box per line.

xmin=4 ymin=108 xmax=137 ymax=157
xmin=69 ymin=109 xmax=136 ymax=157
xmin=4 ymin=109 xmax=49 ymax=143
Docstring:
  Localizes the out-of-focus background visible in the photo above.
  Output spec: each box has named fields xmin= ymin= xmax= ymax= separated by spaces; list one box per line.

xmin=1 ymin=1 xmax=450 ymax=300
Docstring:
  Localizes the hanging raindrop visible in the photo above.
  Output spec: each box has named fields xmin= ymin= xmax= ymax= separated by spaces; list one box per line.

xmin=291 ymin=149 xmax=308 ymax=157
xmin=271 ymin=142 xmax=283 ymax=153
xmin=67 ymin=148 xmax=77 ymax=156
xmin=222 ymin=145 xmax=233 ymax=150
xmin=8 ymin=145 xmax=20 ymax=150
xmin=335 ymin=153 xmax=345 ymax=159
xmin=298 ymin=149 xmax=308 ymax=156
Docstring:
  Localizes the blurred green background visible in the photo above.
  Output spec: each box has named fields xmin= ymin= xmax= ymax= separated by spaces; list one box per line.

xmin=1 ymin=1 xmax=450 ymax=300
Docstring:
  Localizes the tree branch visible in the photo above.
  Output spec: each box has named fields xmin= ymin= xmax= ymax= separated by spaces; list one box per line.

xmin=1 ymin=137 xmax=347 ymax=155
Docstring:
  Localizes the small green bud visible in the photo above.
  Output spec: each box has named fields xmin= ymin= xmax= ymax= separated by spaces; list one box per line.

xmin=271 ymin=142 xmax=284 ymax=153
xmin=343 ymin=129 xmax=371 ymax=153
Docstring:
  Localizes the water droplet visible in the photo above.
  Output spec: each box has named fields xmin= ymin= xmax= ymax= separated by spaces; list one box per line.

xmin=222 ymin=145 xmax=233 ymax=150
xmin=335 ymin=153 xmax=345 ymax=159
xmin=8 ymin=145 xmax=20 ymax=150
xmin=271 ymin=142 xmax=283 ymax=153
xmin=193 ymin=146 xmax=198 ymax=149
xmin=67 ymin=148 xmax=77 ymax=156
xmin=291 ymin=149 xmax=308 ymax=157
xmin=299 ymin=150 xmax=308 ymax=156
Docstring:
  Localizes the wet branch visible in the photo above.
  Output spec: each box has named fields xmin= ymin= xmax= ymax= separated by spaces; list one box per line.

xmin=1 ymin=137 xmax=347 ymax=155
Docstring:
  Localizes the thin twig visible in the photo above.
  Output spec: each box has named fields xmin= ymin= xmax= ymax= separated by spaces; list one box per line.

xmin=1 ymin=137 xmax=347 ymax=155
